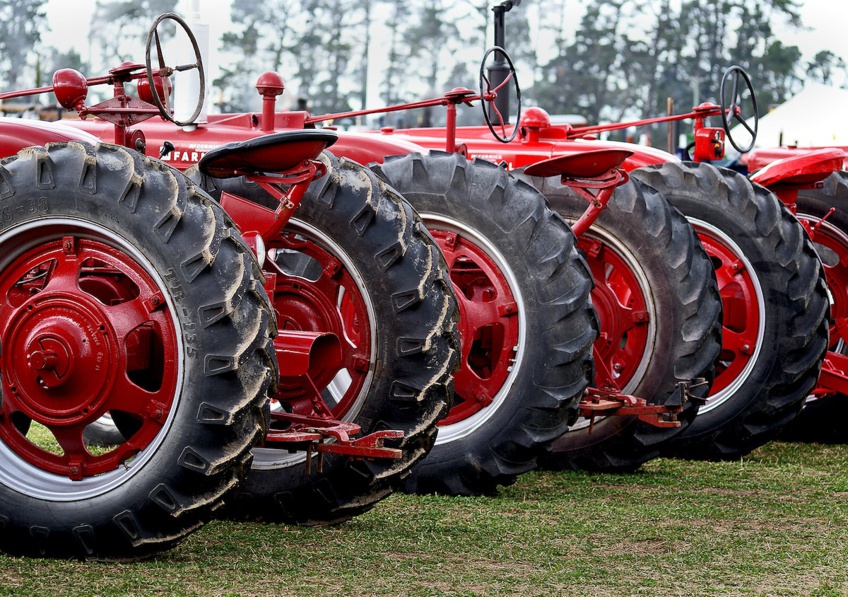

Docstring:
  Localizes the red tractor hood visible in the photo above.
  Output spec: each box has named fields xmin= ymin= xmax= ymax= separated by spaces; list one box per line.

xmin=66 ymin=114 xmax=677 ymax=174
xmin=67 ymin=114 xmax=429 ymax=171
xmin=370 ymin=125 xmax=677 ymax=172
xmin=0 ymin=117 xmax=101 ymax=159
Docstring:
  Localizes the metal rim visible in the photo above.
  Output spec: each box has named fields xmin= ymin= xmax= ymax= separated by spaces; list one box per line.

xmin=0 ymin=218 xmax=183 ymax=501
xmin=691 ymin=219 xmax=765 ymax=413
xmin=799 ymin=214 xmax=848 ymax=354
xmin=568 ymin=223 xmax=658 ymax=431
xmin=251 ymin=218 xmax=376 ymax=470
xmin=424 ymin=214 xmax=525 ymax=444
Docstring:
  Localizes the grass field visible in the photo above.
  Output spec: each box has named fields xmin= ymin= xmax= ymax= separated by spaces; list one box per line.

xmin=2 ymin=434 xmax=847 ymax=596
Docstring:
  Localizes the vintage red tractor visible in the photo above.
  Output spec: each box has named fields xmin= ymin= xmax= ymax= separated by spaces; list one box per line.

xmin=72 ymin=4 xmax=825 ymax=479
xmin=354 ymin=5 xmax=831 ymax=468
xmin=0 ymin=14 xmax=461 ymax=559
xmin=66 ymin=17 xmax=605 ymax=496
xmin=386 ymin=75 xmax=830 ymax=466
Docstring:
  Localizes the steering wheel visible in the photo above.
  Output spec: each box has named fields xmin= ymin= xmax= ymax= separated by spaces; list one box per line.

xmin=719 ymin=65 xmax=758 ymax=153
xmin=479 ymin=46 xmax=521 ymax=143
xmin=145 ymin=13 xmax=205 ymax=127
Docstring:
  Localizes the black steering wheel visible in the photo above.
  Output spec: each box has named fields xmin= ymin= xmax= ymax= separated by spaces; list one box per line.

xmin=479 ymin=46 xmax=522 ymax=143
xmin=145 ymin=13 xmax=205 ymax=127
xmin=719 ymin=65 xmax=758 ymax=153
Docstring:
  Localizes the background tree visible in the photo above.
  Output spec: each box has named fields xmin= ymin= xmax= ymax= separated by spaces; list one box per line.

xmin=378 ymin=0 xmax=411 ymax=108
xmin=807 ymin=50 xmax=848 ymax=87
xmin=0 ymin=0 xmax=48 ymax=90
xmin=89 ymin=0 xmax=178 ymax=68
xmin=4 ymin=0 xmax=838 ymax=133
xmin=213 ymin=0 xmax=302 ymax=112
xmin=404 ymin=1 xmax=459 ymax=125
xmin=532 ymin=0 xmax=627 ymax=123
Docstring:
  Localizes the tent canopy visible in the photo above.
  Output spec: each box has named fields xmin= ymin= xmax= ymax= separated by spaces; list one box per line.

xmin=730 ymin=82 xmax=848 ymax=149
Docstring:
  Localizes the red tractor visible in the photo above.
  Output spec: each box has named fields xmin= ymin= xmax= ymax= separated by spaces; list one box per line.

xmin=69 ymin=17 xmax=604 ymax=496
xmin=0 ymin=14 xmax=461 ymax=559
xmin=355 ymin=6 xmax=832 ymax=469
xmin=70 ymin=5 xmax=823 ymax=481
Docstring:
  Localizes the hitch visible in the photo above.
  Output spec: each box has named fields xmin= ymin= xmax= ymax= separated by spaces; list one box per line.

xmin=260 ymin=328 xmax=404 ymax=472
xmin=580 ymin=379 xmax=707 ymax=432
xmin=265 ymin=412 xmax=403 ymax=474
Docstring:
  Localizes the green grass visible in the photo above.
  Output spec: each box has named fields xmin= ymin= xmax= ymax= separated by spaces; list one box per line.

xmin=2 ymin=441 xmax=848 ymax=596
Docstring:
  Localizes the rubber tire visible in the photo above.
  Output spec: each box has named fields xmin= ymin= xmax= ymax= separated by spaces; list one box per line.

xmin=0 ymin=141 xmax=274 ymax=560
xmin=187 ymin=152 xmax=459 ymax=523
xmin=632 ymin=161 xmax=829 ymax=459
xmin=372 ymin=152 xmax=597 ymax=495
xmin=81 ymin=414 xmax=126 ymax=447
xmin=524 ymin=174 xmax=722 ymax=472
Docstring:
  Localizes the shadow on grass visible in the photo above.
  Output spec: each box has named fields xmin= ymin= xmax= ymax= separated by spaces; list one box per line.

xmin=778 ymin=395 xmax=848 ymax=444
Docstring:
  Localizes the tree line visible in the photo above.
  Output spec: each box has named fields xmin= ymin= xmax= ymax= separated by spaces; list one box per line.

xmin=1 ymin=0 xmax=845 ymax=129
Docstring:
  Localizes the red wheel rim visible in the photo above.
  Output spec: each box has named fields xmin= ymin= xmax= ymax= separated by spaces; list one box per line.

xmin=799 ymin=216 xmax=848 ymax=349
xmin=579 ymin=236 xmax=651 ymax=392
xmin=0 ymin=229 xmax=178 ymax=481
xmin=269 ymin=231 xmax=371 ymax=418
xmin=696 ymin=227 xmax=762 ymax=397
xmin=431 ymin=229 xmax=520 ymax=426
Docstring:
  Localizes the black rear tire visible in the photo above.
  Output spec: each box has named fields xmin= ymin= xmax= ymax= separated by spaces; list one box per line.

xmin=524 ymin=174 xmax=722 ymax=472
xmin=632 ymin=161 xmax=829 ymax=459
xmin=0 ymin=142 xmax=273 ymax=560
xmin=188 ymin=153 xmax=459 ymax=523
xmin=373 ymin=152 xmax=597 ymax=494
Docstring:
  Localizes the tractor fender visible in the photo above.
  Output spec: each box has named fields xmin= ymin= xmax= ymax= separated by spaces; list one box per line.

xmin=0 ymin=116 xmax=101 ymax=159
xmin=748 ymin=146 xmax=848 ymax=173
xmin=749 ymin=148 xmax=845 ymax=188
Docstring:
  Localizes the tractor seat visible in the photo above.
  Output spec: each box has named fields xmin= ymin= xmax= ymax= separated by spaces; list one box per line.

xmin=524 ymin=148 xmax=634 ymax=179
xmin=198 ymin=129 xmax=338 ymax=179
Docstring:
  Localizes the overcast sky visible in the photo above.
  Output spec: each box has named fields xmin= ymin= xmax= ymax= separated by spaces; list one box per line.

xmin=40 ymin=0 xmax=848 ymax=105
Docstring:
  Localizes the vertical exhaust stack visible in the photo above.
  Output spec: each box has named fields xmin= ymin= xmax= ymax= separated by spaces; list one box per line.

xmin=487 ymin=0 xmax=521 ymax=125
xmin=174 ymin=0 xmax=209 ymax=126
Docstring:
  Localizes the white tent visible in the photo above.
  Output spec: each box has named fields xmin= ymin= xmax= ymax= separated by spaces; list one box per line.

xmin=731 ymin=82 xmax=848 ymax=149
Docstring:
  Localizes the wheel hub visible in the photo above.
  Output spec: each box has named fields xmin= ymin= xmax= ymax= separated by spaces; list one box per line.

xmin=269 ymin=232 xmax=372 ymax=418
xmin=0 ymin=228 xmax=180 ymax=481
xmin=5 ymin=292 xmax=117 ymax=426
xmin=431 ymin=229 xmax=520 ymax=426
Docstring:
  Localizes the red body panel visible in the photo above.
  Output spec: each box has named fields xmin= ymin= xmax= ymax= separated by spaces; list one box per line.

xmin=750 ymin=148 xmax=845 ymax=188
xmin=68 ymin=113 xmax=426 ymax=170
xmin=748 ymin=146 xmax=848 ymax=172
xmin=69 ymin=114 xmax=676 ymax=174
xmin=0 ymin=117 xmax=101 ymax=158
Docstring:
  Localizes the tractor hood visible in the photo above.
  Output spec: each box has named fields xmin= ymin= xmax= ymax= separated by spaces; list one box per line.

xmin=0 ymin=117 xmax=101 ymax=159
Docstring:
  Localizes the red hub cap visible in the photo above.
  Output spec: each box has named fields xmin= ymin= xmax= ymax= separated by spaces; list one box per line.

xmin=431 ymin=230 xmax=520 ymax=425
xmin=8 ymin=293 xmax=117 ymax=422
xmin=0 ymin=232 xmax=178 ymax=480
xmin=270 ymin=233 xmax=371 ymax=417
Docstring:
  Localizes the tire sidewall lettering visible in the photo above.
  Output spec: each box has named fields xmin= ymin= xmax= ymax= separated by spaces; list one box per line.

xmin=0 ymin=196 xmax=50 ymax=228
